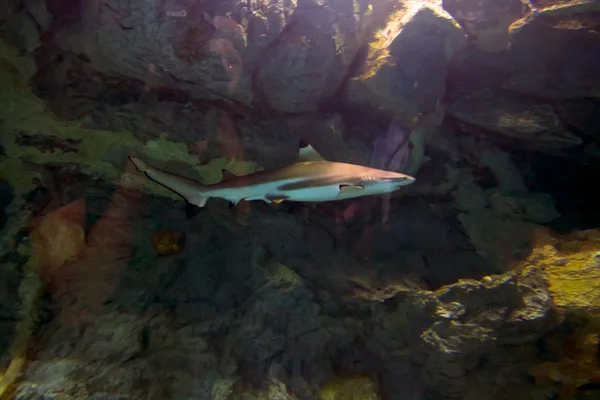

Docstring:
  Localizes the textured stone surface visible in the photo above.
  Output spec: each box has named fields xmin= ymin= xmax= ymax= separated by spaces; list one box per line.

xmin=447 ymin=87 xmax=582 ymax=151
xmin=346 ymin=0 xmax=466 ymax=124
xmin=253 ymin=0 xmax=365 ymax=112
xmin=0 ymin=0 xmax=20 ymax=22
xmin=452 ymin=0 xmax=600 ymax=101
xmin=443 ymin=0 xmax=525 ymax=52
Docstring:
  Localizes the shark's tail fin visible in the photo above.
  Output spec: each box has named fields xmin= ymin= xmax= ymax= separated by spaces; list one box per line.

xmin=128 ymin=156 xmax=207 ymax=219
xmin=129 ymin=156 xmax=150 ymax=172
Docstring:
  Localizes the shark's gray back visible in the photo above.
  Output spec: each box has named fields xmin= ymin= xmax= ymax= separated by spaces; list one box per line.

xmin=209 ymin=161 xmax=376 ymax=191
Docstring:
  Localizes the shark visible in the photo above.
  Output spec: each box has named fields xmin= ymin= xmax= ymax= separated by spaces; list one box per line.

xmin=128 ymin=141 xmax=415 ymax=217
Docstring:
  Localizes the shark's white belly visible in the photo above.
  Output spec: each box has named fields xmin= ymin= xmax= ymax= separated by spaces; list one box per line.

xmin=278 ymin=185 xmax=344 ymax=202
xmin=209 ymin=179 xmax=347 ymax=203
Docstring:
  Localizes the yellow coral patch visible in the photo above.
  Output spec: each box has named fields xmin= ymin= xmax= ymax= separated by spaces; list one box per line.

xmin=522 ymin=228 xmax=600 ymax=319
xmin=152 ymin=228 xmax=183 ymax=256
xmin=320 ymin=374 xmax=380 ymax=400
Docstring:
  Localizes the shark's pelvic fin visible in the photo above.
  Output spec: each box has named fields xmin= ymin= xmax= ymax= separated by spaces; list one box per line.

xmin=266 ymin=194 xmax=289 ymax=204
xmin=297 ymin=140 xmax=326 ymax=162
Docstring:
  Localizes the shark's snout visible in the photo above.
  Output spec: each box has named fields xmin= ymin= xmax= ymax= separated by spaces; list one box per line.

xmin=402 ymin=175 xmax=416 ymax=184
xmin=380 ymin=174 xmax=415 ymax=187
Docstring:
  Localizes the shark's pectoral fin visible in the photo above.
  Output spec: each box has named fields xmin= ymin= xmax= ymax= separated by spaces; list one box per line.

xmin=297 ymin=140 xmax=326 ymax=162
xmin=266 ymin=195 xmax=289 ymax=204
xmin=185 ymin=202 xmax=202 ymax=219
xmin=339 ymin=184 xmax=364 ymax=192
xmin=228 ymin=199 xmax=242 ymax=209
xmin=193 ymin=197 xmax=208 ymax=207
xmin=184 ymin=195 xmax=208 ymax=217
xmin=185 ymin=195 xmax=210 ymax=218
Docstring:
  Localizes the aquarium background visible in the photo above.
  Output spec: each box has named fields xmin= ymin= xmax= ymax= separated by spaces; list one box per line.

xmin=1 ymin=0 xmax=600 ymax=399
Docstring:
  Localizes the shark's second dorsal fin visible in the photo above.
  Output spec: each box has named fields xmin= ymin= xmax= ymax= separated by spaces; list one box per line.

xmin=297 ymin=140 xmax=326 ymax=162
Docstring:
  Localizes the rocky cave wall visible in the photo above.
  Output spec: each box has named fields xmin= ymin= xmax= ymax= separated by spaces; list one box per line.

xmin=1 ymin=0 xmax=600 ymax=399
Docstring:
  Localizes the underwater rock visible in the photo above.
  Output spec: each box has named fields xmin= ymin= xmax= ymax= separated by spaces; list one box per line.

xmin=458 ymin=209 xmax=536 ymax=269
xmin=450 ymin=168 xmax=539 ymax=271
xmin=530 ymin=328 xmax=600 ymax=399
xmin=520 ymin=228 xmax=600 ymax=320
xmin=442 ymin=0 xmax=526 ymax=52
xmin=444 ymin=135 xmax=562 ymax=270
xmin=0 ymin=0 xmax=20 ymax=22
xmin=346 ymin=0 xmax=466 ymax=123
xmin=50 ymin=0 xmax=254 ymax=105
xmin=447 ymin=87 xmax=582 ymax=152
xmin=253 ymin=0 xmax=366 ymax=113
xmin=1 ymin=13 xmax=42 ymax=54
xmin=23 ymin=0 xmax=53 ymax=32
xmin=488 ymin=191 xmax=560 ymax=224
xmin=319 ymin=374 xmax=380 ymax=400
xmin=0 ymin=259 xmax=20 ymax=371
xmin=506 ymin=0 xmax=600 ymax=98
xmin=0 ymin=180 xmax=12 ymax=232
xmin=417 ymin=272 xmax=555 ymax=398
xmin=455 ymin=0 xmax=600 ymax=100
xmin=552 ymin=97 xmax=600 ymax=140
xmin=15 ymin=313 xmax=147 ymax=399
xmin=363 ymin=271 xmax=554 ymax=399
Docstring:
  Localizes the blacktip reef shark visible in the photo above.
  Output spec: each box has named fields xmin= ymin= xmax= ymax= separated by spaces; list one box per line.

xmin=128 ymin=141 xmax=416 ymax=218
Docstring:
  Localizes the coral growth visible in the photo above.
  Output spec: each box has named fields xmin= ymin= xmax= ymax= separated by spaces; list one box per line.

xmin=520 ymin=227 xmax=600 ymax=320
xmin=153 ymin=229 xmax=184 ymax=257
xmin=319 ymin=374 xmax=380 ymax=400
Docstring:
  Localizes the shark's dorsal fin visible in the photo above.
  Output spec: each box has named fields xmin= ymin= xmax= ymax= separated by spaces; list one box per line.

xmin=297 ymin=140 xmax=326 ymax=162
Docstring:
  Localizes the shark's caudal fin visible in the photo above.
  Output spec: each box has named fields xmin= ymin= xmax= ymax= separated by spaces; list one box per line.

xmin=129 ymin=156 xmax=150 ymax=172
xmin=297 ymin=140 xmax=326 ymax=162
xmin=128 ymin=156 xmax=207 ymax=219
